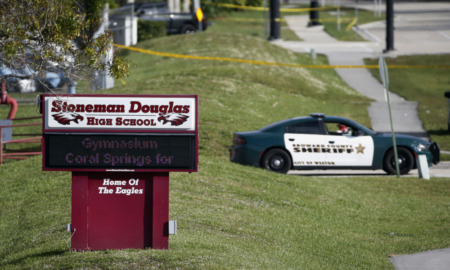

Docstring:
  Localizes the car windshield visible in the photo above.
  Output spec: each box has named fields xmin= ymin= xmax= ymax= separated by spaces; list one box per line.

xmin=330 ymin=118 xmax=376 ymax=136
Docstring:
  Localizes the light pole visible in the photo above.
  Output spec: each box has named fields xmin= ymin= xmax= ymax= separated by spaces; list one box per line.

xmin=385 ymin=0 xmax=394 ymax=52
xmin=268 ymin=0 xmax=280 ymax=40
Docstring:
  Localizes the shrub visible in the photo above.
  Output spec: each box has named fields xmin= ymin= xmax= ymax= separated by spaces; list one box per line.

xmin=137 ymin=20 xmax=166 ymax=41
xmin=246 ymin=0 xmax=262 ymax=6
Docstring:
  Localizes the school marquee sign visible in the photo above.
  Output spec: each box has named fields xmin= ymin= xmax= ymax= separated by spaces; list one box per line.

xmin=41 ymin=94 xmax=198 ymax=172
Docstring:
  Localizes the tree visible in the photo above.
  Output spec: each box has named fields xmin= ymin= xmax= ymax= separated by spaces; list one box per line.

xmin=0 ymin=0 xmax=128 ymax=91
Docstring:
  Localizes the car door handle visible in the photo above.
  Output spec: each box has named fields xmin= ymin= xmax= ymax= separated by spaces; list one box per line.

xmin=329 ymin=141 xmax=335 ymax=144
xmin=289 ymin=138 xmax=295 ymax=141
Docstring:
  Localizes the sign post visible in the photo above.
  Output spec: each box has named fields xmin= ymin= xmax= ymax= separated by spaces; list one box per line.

xmin=41 ymin=94 xmax=198 ymax=250
xmin=379 ymin=57 xmax=400 ymax=177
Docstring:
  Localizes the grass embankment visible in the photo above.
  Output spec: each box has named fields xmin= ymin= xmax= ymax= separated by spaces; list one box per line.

xmin=209 ymin=5 xmax=383 ymax=42
xmin=211 ymin=9 xmax=301 ymax=41
xmin=1 ymin=155 xmax=449 ymax=269
xmin=321 ymin=6 xmax=385 ymax=41
xmin=1 ymin=33 xmax=449 ymax=269
xmin=366 ymin=55 xmax=450 ymax=158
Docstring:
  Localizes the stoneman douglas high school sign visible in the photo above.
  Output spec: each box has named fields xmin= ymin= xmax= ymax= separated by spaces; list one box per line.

xmin=46 ymin=96 xmax=196 ymax=131
xmin=40 ymin=94 xmax=198 ymax=251
xmin=41 ymin=94 xmax=198 ymax=172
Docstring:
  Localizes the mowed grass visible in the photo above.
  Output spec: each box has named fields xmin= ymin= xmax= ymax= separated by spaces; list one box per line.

xmin=1 ymin=155 xmax=449 ymax=269
xmin=321 ymin=7 xmax=386 ymax=41
xmin=1 ymin=31 xmax=449 ymax=269
xmin=211 ymin=9 xmax=302 ymax=41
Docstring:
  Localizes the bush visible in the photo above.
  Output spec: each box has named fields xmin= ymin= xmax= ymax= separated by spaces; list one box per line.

xmin=200 ymin=0 xmax=263 ymax=18
xmin=246 ymin=0 xmax=262 ymax=6
xmin=137 ymin=20 xmax=166 ymax=41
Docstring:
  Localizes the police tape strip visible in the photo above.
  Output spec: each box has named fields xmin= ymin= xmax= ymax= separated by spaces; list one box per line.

xmin=346 ymin=17 xmax=358 ymax=31
xmin=216 ymin=17 xmax=354 ymax=23
xmin=114 ymin=44 xmax=450 ymax=70
xmin=216 ymin=17 xmax=285 ymax=23
xmin=206 ymin=2 xmax=338 ymax=13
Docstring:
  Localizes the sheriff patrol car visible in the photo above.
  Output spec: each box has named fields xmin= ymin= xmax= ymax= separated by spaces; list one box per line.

xmin=229 ymin=113 xmax=440 ymax=174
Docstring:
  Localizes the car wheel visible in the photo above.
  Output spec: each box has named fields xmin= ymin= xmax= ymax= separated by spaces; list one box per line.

xmin=181 ymin=24 xmax=196 ymax=34
xmin=383 ymin=147 xmax=414 ymax=175
xmin=262 ymin=149 xmax=292 ymax=174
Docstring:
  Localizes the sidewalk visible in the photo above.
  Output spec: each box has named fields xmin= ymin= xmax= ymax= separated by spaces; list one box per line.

xmin=272 ymin=2 xmax=450 ymax=269
xmin=272 ymin=2 xmax=450 ymax=141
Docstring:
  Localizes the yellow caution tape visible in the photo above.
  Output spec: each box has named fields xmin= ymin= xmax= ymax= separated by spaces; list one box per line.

xmin=215 ymin=17 xmax=353 ymax=23
xmin=214 ymin=18 xmax=286 ymax=23
xmin=209 ymin=3 xmax=266 ymax=11
xmin=114 ymin=44 xmax=450 ymax=69
xmin=205 ymin=2 xmax=338 ymax=12
xmin=280 ymin=6 xmax=338 ymax=12
xmin=346 ymin=17 xmax=358 ymax=31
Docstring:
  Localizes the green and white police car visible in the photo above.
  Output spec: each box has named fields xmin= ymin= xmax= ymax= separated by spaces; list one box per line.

xmin=230 ymin=113 xmax=440 ymax=174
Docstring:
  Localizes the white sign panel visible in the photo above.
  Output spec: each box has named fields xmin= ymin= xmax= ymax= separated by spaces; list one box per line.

xmin=284 ymin=134 xmax=374 ymax=167
xmin=43 ymin=95 xmax=197 ymax=131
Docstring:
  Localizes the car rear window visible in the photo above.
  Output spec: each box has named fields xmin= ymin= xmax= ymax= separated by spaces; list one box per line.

xmin=285 ymin=121 xmax=322 ymax=134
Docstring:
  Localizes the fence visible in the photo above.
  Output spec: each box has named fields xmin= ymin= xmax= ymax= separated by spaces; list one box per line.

xmin=0 ymin=116 xmax=42 ymax=166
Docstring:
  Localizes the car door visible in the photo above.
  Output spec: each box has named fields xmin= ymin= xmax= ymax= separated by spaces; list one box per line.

xmin=283 ymin=119 xmax=334 ymax=167
xmin=323 ymin=121 xmax=375 ymax=167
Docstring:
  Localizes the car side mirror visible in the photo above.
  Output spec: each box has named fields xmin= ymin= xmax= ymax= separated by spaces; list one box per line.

xmin=353 ymin=129 xmax=365 ymax=136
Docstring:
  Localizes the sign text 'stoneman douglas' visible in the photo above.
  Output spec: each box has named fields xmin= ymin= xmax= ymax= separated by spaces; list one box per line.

xmin=44 ymin=96 xmax=196 ymax=131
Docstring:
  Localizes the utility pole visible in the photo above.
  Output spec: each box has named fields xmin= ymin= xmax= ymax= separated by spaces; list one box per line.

xmin=385 ymin=0 xmax=394 ymax=52
xmin=193 ymin=0 xmax=202 ymax=32
xmin=268 ymin=0 xmax=280 ymax=40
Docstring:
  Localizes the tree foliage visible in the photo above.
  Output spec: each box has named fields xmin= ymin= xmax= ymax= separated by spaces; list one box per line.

xmin=0 ymin=0 xmax=128 ymax=86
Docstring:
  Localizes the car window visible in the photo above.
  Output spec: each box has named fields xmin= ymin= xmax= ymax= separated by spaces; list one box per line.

xmin=285 ymin=120 xmax=323 ymax=134
xmin=324 ymin=121 xmax=360 ymax=136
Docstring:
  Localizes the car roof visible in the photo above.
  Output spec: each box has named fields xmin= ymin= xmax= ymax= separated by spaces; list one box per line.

xmin=264 ymin=114 xmax=348 ymax=127
xmin=260 ymin=114 xmax=375 ymax=134
xmin=260 ymin=116 xmax=314 ymax=132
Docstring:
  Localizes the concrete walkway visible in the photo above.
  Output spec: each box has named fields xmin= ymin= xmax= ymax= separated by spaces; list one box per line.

xmin=273 ymin=2 xmax=450 ymax=269
xmin=272 ymin=2 xmax=450 ymax=141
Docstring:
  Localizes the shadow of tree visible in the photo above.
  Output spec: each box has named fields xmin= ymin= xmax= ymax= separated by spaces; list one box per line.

xmin=0 ymin=249 xmax=67 ymax=268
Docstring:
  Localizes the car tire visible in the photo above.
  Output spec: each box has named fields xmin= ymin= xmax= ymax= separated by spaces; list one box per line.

xmin=181 ymin=24 xmax=196 ymax=34
xmin=383 ymin=147 xmax=414 ymax=175
xmin=262 ymin=149 xmax=292 ymax=174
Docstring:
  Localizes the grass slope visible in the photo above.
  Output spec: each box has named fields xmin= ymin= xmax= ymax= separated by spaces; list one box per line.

xmin=1 ymin=33 xmax=449 ymax=269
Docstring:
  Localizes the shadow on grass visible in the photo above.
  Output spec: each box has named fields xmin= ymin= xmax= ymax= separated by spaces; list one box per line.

xmin=428 ymin=129 xmax=450 ymax=136
xmin=0 ymin=249 xmax=67 ymax=268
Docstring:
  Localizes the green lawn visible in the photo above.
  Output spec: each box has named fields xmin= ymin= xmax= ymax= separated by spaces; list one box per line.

xmin=208 ymin=4 xmax=384 ymax=42
xmin=211 ymin=9 xmax=301 ymax=41
xmin=277 ymin=4 xmax=384 ymax=41
xmin=321 ymin=6 xmax=385 ymax=41
xmin=1 ymin=32 xmax=449 ymax=269
xmin=1 ymin=155 xmax=449 ymax=269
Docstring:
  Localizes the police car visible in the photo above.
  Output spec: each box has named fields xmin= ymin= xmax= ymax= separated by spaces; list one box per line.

xmin=229 ymin=113 xmax=440 ymax=174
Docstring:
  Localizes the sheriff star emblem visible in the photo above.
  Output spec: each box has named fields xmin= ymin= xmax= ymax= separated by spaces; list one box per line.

xmin=355 ymin=144 xmax=365 ymax=154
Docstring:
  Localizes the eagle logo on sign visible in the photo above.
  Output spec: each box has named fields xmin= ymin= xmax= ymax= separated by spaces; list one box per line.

xmin=52 ymin=112 xmax=84 ymax=125
xmin=157 ymin=114 xmax=189 ymax=126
